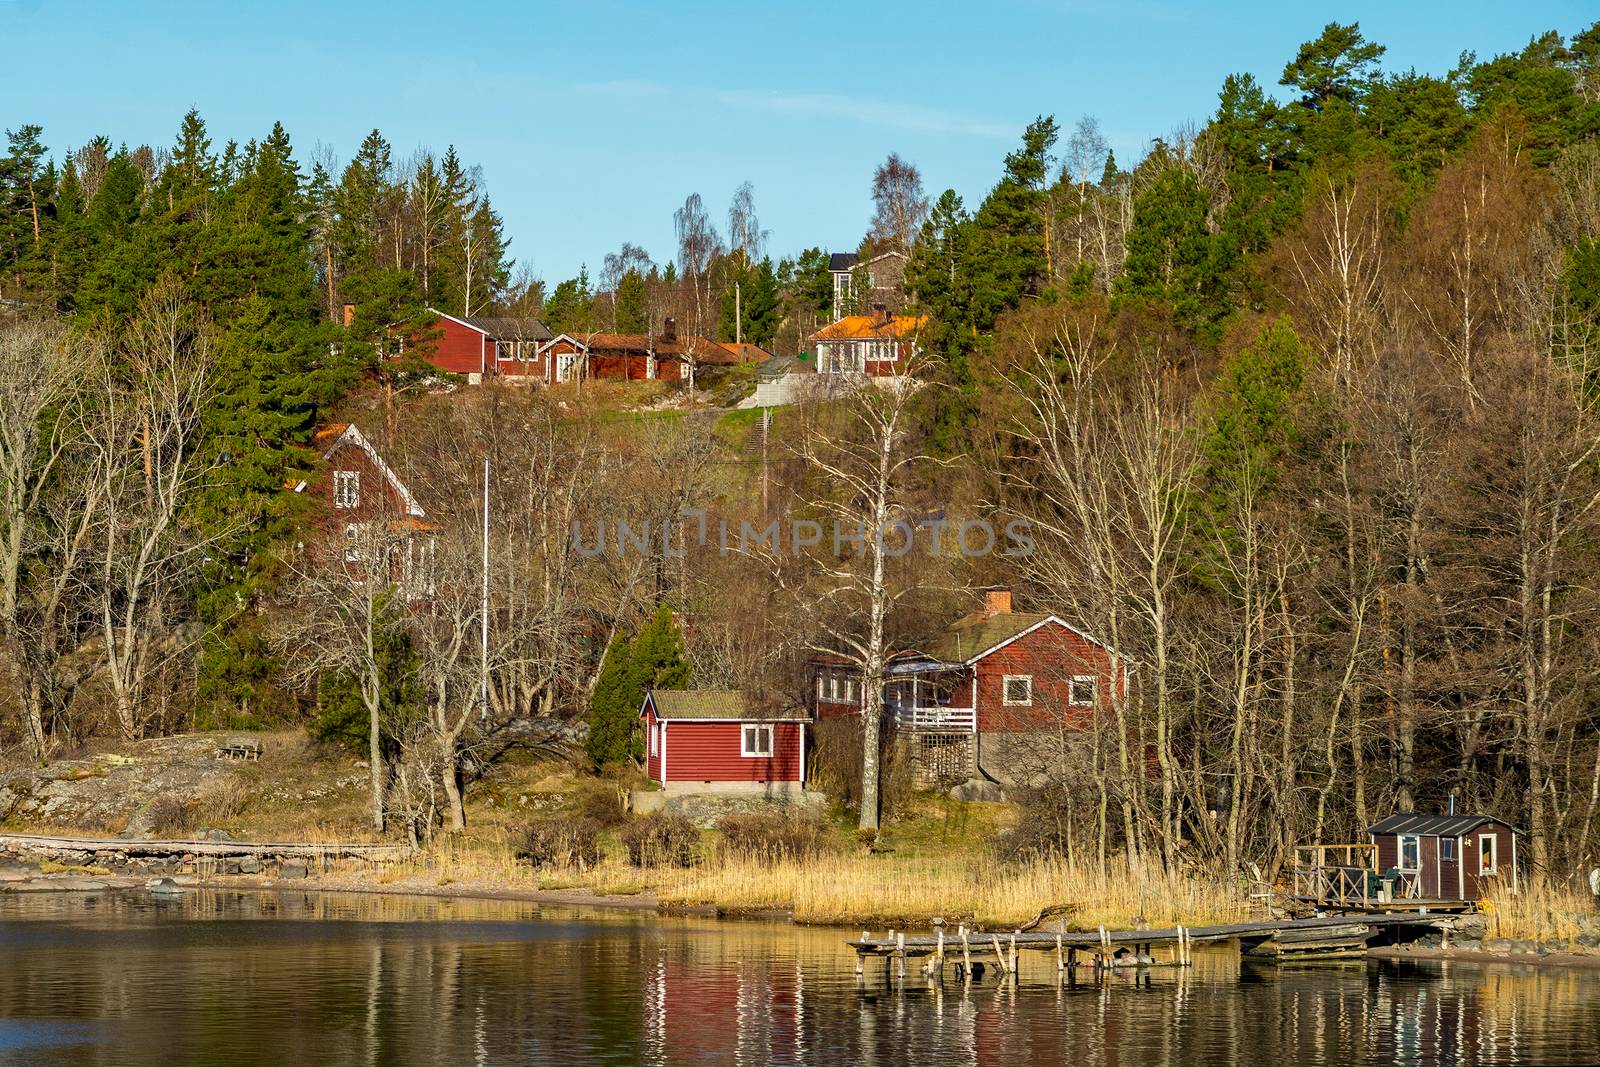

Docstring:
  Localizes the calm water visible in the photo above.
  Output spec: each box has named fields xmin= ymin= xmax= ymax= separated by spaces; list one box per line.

xmin=0 ymin=891 xmax=1597 ymax=1066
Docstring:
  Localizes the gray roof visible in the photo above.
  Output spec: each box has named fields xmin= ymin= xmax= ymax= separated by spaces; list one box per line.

xmin=642 ymin=690 xmax=809 ymax=721
xmin=458 ymin=315 xmax=552 ymax=341
xmin=1367 ymin=813 xmax=1516 ymax=837
xmin=828 ymin=252 xmax=859 ymax=273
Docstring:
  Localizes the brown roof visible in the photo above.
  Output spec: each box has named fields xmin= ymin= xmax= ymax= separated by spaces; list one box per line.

xmin=575 ymin=333 xmax=729 ymax=361
xmin=921 ymin=612 xmax=1055 ymax=664
xmin=809 ymin=314 xmax=926 ymax=341
xmin=642 ymin=690 xmax=809 ymax=721
xmin=712 ymin=342 xmax=775 ymax=365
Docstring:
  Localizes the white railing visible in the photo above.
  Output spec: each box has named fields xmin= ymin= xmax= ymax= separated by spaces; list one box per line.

xmin=893 ymin=706 xmax=976 ymax=731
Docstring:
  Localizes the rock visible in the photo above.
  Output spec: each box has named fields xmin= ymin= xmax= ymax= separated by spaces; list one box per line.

xmin=1576 ymin=931 xmax=1599 ymax=948
xmin=1453 ymin=915 xmax=1489 ymax=939
xmin=222 ymin=861 xmax=240 ymax=876
xmin=948 ymin=779 xmax=1008 ymax=803
xmin=9 ymin=875 xmax=110 ymax=892
xmin=279 ymin=862 xmax=309 ymax=880
xmin=1482 ymin=938 xmax=1513 ymax=954
xmin=238 ymin=856 xmax=261 ymax=875
xmin=1512 ymin=939 xmax=1541 ymax=955
xmin=146 ymin=878 xmax=183 ymax=896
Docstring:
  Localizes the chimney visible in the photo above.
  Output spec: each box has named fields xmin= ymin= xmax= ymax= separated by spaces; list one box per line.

xmin=662 ymin=316 xmax=677 ymax=342
xmin=983 ymin=588 xmax=1012 ymax=616
xmin=342 ymin=302 xmax=355 ymax=328
xmin=872 ymin=301 xmax=890 ymax=327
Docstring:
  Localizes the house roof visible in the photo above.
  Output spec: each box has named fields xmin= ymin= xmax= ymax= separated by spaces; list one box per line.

xmin=923 ymin=611 xmax=1055 ymax=665
xmin=642 ymin=690 xmax=809 ymax=721
xmin=829 ymin=252 xmax=859 ymax=272
xmin=716 ymin=342 xmax=775 ymax=365
xmin=1367 ymin=813 xmax=1518 ymax=837
xmin=809 ymin=314 xmax=926 ymax=341
xmin=430 ymin=308 xmax=552 ymax=341
xmin=551 ymin=333 xmax=729 ymax=361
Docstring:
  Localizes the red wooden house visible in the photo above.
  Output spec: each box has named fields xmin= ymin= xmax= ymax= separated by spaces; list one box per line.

xmin=640 ymin=690 xmax=809 ymax=795
xmin=299 ymin=423 xmax=436 ymax=594
xmin=415 ymin=308 xmax=552 ymax=384
xmin=1368 ymin=812 xmax=1518 ymax=901
xmin=811 ymin=589 xmax=1129 ymax=785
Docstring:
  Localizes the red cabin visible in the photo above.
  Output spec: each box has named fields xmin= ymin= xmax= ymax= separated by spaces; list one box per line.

xmin=640 ymin=690 xmax=809 ymax=795
xmin=418 ymin=309 xmax=552 ymax=383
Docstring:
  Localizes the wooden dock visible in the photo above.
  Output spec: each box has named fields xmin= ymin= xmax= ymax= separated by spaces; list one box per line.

xmin=848 ymin=913 xmax=1457 ymax=981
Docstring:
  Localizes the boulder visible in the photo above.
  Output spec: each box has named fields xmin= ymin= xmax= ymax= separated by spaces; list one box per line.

xmin=10 ymin=875 xmax=110 ymax=892
xmin=1452 ymin=915 xmax=1489 ymax=939
xmin=1511 ymin=939 xmax=1541 ymax=955
xmin=1575 ymin=930 xmax=1599 ymax=948
xmin=279 ymin=862 xmax=309 ymax=879
xmin=237 ymin=856 xmax=261 ymax=876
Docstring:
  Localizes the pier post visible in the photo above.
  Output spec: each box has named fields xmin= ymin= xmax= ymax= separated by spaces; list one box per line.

xmin=936 ymin=928 xmax=945 ymax=983
xmin=1009 ymin=934 xmax=1018 ymax=982
xmin=1056 ymin=934 xmax=1064 ymax=971
xmin=896 ymin=932 xmax=906 ymax=981
xmin=960 ymin=926 xmax=971 ymax=978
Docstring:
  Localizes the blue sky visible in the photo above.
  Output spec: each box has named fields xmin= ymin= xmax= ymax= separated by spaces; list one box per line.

xmin=4 ymin=0 xmax=1595 ymax=283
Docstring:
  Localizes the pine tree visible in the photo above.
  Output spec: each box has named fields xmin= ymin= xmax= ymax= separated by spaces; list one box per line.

xmin=587 ymin=632 xmax=639 ymax=766
xmin=544 ymin=268 xmax=594 ymax=335
xmin=614 ymin=267 xmax=649 ymax=332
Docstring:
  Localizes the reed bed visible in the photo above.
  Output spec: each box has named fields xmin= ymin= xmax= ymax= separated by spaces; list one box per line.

xmin=1484 ymin=880 xmax=1599 ymax=944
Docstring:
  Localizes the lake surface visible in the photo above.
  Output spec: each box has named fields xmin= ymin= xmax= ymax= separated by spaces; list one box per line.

xmin=0 ymin=890 xmax=1597 ymax=1065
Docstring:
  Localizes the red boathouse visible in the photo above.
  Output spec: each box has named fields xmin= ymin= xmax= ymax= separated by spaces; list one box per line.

xmin=640 ymin=690 xmax=808 ymax=795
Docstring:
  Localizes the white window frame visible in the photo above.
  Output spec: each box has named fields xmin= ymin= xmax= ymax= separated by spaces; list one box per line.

xmin=1440 ymin=836 xmax=1456 ymax=862
xmin=1069 ymin=675 xmax=1096 ymax=707
xmin=1002 ymin=675 xmax=1033 ymax=706
xmin=557 ymin=351 xmax=578 ymax=382
xmin=1478 ymin=833 xmax=1498 ymax=874
xmin=342 ymin=523 xmax=362 ymax=564
xmin=1398 ymin=834 xmax=1421 ymax=872
xmin=829 ymin=674 xmax=840 ymax=700
xmin=333 ymin=470 xmax=360 ymax=509
xmin=648 ymin=723 xmax=657 ymax=757
xmin=741 ymin=723 xmax=774 ymax=758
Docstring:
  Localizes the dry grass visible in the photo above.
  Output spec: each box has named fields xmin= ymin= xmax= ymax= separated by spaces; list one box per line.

xmin=1483 ymin=880 xmax=1599 ymax=944
xmin=406 ymin=827 xmax=1247 ymax=929
xmin=658 ymin=853 xmax=1247 ymax=928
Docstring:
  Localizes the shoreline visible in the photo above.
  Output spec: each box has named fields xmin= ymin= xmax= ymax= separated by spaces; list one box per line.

xmin=6 ymin=867 xmax=1600 ymax=970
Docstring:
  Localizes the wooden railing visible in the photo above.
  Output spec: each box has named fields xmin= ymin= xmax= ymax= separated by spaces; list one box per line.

xmin=892 ymin=706 xmax=977 ymax=732
xmin=1294 ymin=844 xmax=1376 ymax=906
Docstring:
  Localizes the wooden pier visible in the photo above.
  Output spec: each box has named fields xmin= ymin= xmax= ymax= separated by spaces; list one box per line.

xmin=848 ymin=912 xmax=1457 ymax=982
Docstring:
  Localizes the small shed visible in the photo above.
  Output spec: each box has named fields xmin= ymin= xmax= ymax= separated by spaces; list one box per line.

xmin=1367 ymin=812 xmax=1518 ymax=901
xmin=640 ymin=690 xmax=809 ymax=795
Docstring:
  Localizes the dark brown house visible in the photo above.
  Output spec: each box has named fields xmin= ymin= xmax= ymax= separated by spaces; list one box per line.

xmin=1368 ymin=812 xmax=1518 ymax=901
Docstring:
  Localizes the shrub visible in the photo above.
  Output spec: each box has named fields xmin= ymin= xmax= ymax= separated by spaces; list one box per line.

xmin=520 ymin=816 xmax=603 ymax=870
xmin=716 ymin=812 xmax=826 ymax=861
xmin=573 ymin=781 xmax=628 ymax=828
xmin=144 ymin=794 xmax=193 ymax=836
xmin=620 ymin=812 xmax=698 ymax=867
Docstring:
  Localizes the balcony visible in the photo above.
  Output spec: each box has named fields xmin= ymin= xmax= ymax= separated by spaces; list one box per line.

xmin=891 ymin=705 xmax=976 ymax=732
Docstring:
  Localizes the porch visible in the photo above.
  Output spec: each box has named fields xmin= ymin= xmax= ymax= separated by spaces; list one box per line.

xmin=884 ymin=668 xmax=975 ymax=733
xmin=1291 ymin=843 xmax=1473 ymax=912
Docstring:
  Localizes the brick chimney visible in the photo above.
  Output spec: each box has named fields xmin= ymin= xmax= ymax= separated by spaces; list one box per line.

xmin=984 ymin=588 xmax=1012 ymax=616
xmin=341 ymin=302 xmax=355 ymax=328
xmin=662 ymin=316 xmax=677 ymax=342
xmin=872 ymin=301 xmax=891 ymax=328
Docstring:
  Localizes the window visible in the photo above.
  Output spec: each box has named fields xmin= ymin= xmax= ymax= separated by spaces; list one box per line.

xmin=829 ymin=673 xmax=840 ymax=700
xmin=741 ymin=724 xmax=774 ymax=758
xmin=334 ymin=470 xmax=360 ymax=509
xmin=342 ymin=523 xmax=362 ymax=564
xmin=1070 ymin=675 xmax=1096 ymax=707
xmin=496 ymin=340 xmax=514 ymax=361
xmin=1478 ymin=833 xmax=1498 ymax=874
xmin=1399 ymin=835 xmax=1421 ymax=871
xmin=557 ymin=352 xmax=578 ymax=382
xmin=648 ymin=724 xmax=657 ymax=757
xmin=1440 ymin=837 xmax=1456 ymax=862
xmin=816 ymin=673 xmax=825 ymax=700
xmin=1003 ymin=675 xmax=1033 ymax=706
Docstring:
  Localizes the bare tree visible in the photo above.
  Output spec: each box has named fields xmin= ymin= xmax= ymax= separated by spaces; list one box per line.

xmin=90 ymin=280 xmax=218 ymax=739
xmin=869 ymin=153 xmax=929 ymax=252
xmin=726 ymin=181 xmax=768 ymax=263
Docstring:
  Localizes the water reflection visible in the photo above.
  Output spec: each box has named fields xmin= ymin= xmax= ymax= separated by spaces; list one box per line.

xmin=0 ymin=891 xmax=1595 ymax=1065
